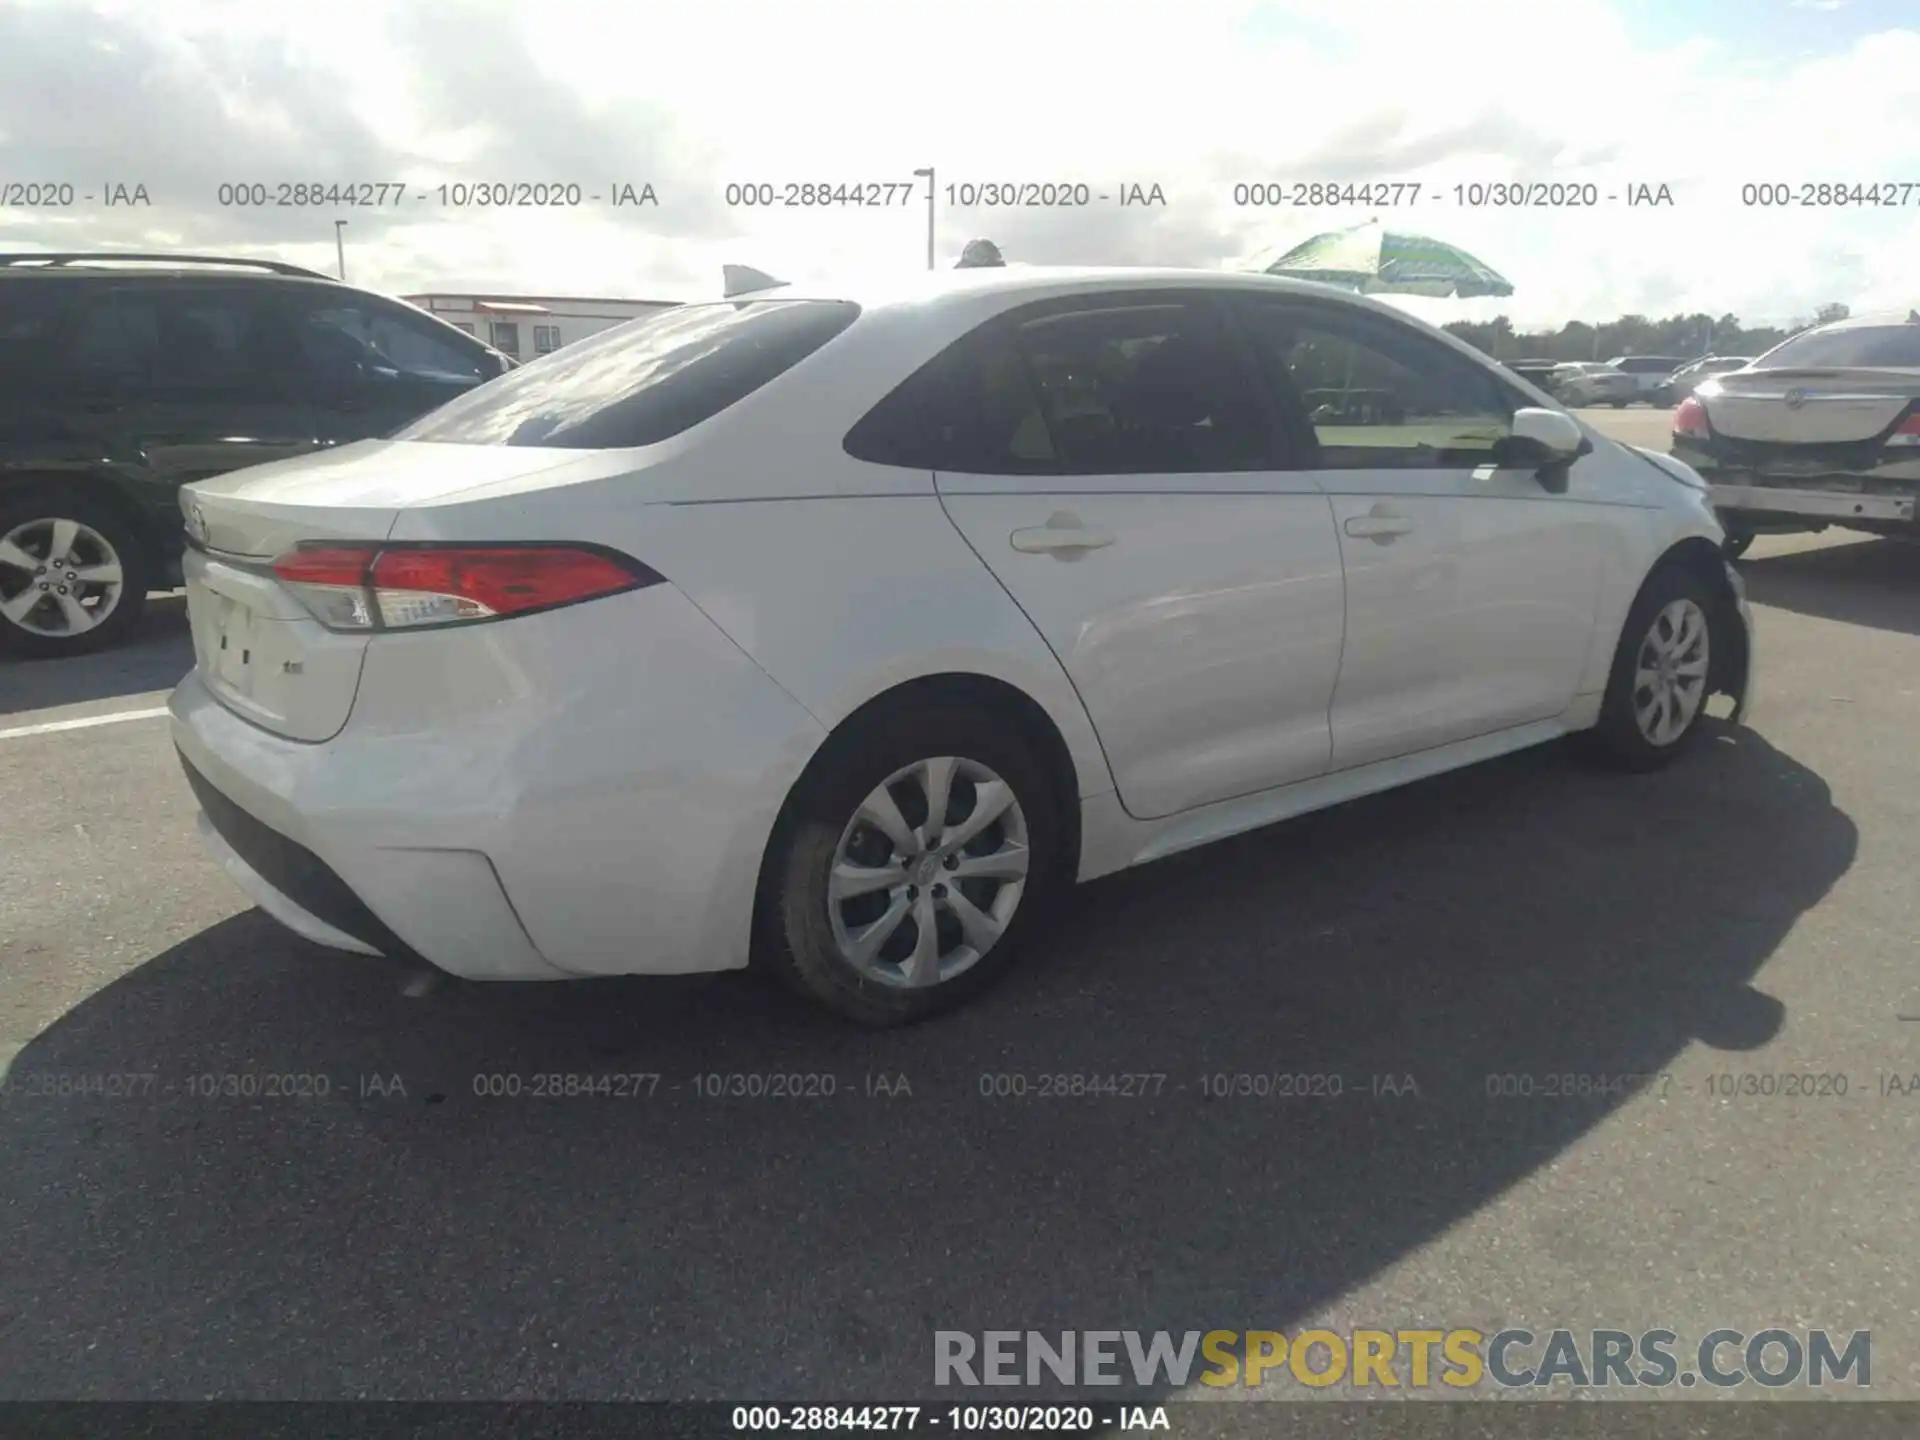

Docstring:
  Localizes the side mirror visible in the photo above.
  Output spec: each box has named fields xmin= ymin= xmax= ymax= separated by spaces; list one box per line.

xmin=1492 ymin=407 xmax=1591 ymax=490
xmin=1510 ymin=406 xmax=1585 ymax=458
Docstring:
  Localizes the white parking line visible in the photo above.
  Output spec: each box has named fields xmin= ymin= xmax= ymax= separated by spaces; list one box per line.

xmin=0 ymin=706 xmax=171 ymax=741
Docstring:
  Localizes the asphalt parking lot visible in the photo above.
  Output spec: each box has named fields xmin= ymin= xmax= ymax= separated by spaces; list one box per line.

xmin=2 ymin=409 xmax=1917 ymax=1404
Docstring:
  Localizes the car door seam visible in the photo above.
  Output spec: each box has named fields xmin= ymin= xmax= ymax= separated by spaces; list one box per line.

xmin=1322 ymin=490 xmax=1349 ymax=776
xmin=929 ymin=471 xmax=1123 ymax=806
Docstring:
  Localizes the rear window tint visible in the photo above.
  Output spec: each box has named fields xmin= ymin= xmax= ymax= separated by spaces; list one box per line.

xmin=0 ymin=284 xmax=68 ymax=385
xmin=1760 ymin=325 xmax=1920 ymax=370
xmin=393 ymin=300 xmax=860 ymax=448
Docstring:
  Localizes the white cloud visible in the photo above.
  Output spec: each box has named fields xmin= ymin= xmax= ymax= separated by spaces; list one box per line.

xmin=2 ymin=0 xmax=1917 ymax=326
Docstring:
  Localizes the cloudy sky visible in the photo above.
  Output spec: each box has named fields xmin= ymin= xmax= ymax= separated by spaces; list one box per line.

xmin=2 ymin=0 xmax=1917 ymax=329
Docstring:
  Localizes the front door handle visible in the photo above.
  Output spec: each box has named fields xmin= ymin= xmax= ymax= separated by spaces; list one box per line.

xmin=1011 ymin=513 xmax=1115 ymax=557
xmin=1343 ymin=505 xmax=1415 ymax=543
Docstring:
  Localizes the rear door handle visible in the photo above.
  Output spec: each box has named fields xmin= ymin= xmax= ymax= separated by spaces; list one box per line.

xmin=1011 ymin=513 xmax=1115 ymax=557
xmin=1343 ymin=506 xmax=1415 ymax=542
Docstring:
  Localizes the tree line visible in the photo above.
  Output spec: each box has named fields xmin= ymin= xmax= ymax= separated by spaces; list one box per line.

xmin=1442 ymin=303 xmax=1850 ymax=363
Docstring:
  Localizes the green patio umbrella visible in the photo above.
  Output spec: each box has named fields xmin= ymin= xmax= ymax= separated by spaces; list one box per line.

xmin=1249 ymin=218 xmax=1513 ymax=299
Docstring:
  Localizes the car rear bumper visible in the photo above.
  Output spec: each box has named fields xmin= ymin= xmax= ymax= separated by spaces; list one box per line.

xmin=191 ymin=807 xmax=385 ymax=959
xmin=172 ymin=678 xmax=574 ymax=980
xmin=1709 ymin=483 xmax=1917 ymax=524
xmin=168 ymin=583 xmax=830 ymax=982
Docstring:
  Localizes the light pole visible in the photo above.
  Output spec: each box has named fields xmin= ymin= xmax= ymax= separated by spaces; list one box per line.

xmin=912 ymin=167 xmax=934 ymax=270
xmin=333 ymin=219 xmax=348 ymax=281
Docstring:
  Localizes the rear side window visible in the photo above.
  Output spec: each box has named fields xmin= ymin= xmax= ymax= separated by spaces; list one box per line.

xmin=159 ymin=293 xmax=287 ymax=391
xmin=1759 ymin=325 xmax=1920 ymax=369
xmin=66 ymin=292 xmax=163 ymax=384
xmin=845 ymin=295 xmax=1275 ymax=475
xmin=0 ymin=284 xmax=69 ymax=388
xmin=393 ymin=300 xmax=860 ymax=448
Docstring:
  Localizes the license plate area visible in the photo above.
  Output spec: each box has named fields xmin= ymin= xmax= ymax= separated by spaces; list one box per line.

xmin=181 ymin=547 xmax=370 ymax=742
xmin=209 ymin=593 xmax=259 ymax=695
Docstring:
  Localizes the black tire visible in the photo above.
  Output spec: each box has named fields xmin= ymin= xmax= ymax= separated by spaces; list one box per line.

xmin=756 ymin=697 xmax=1066 ymax=1026
xmin=1582 ymin=564 xmax=1721 ymax=772
xmin=0 ymin=489 xmax=153 ymax=659
xmin=1722 ymin=529 xmax=1755 ymax=561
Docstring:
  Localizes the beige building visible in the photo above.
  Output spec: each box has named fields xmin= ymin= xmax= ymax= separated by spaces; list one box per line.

xmin=401 ymin=292 xmax=680 ymax=361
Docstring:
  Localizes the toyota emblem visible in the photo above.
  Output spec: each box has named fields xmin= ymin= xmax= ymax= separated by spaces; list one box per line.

xmin=1784 ymin=387 xmax=1808 ymax=409
xmin=182 ymin=496 xmax=208 ymax=545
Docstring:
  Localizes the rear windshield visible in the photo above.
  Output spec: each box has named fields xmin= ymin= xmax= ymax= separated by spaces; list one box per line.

xmin=1613 ymin=357 xmax=1683 ymax=373
xmin=1759 ymin=325 xmax=1920 ymax=370
xmin=393 ymin=299 xmax=861 ymax=447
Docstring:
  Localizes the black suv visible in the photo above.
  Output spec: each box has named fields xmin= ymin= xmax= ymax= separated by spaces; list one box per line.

xmin=0 ymin=253 xmax=511 ymax=658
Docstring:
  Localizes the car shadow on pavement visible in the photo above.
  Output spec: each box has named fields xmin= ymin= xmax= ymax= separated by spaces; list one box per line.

xmin=0 ymin=726 xmax=1855 ymax=1401
xmin=1739 ymin=538 xmax=1919 ymax=637
xmin=0 ymin=593 xmax=193 ymax=717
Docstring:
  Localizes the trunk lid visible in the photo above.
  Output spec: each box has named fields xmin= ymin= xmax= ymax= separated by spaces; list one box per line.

xmin=1699 ymin=368 xmax=1920 ymax=445
xmin=182 ymin=439 xmax=589 ymax=557
xmin=180 ymin=440 xmax=596 ymax=741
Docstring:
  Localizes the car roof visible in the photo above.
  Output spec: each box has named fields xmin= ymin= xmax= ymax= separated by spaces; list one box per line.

xmin=0 ymin=252 xmax=338 ymax=282
xmin=0 ymin=269 xmax=345 ymax=292
xmin=1805 ymin=310 xmax=1920 ymax=331
xmin=730 ymin=264 xmax=1459 ymax=324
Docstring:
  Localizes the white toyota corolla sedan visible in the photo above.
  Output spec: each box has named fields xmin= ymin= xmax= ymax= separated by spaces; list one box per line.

xmin=170 ymin=267 xmax=1754 ymax=1025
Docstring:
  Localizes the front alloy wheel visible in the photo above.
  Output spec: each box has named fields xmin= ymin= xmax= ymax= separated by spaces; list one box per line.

xmin=828 ymin=756 xmax=1031 ymax=989
xmin=1584 ymin=564 xmax=1723 ymax=771
xmin=1631 ymin=598 xmax=1711 ymax=747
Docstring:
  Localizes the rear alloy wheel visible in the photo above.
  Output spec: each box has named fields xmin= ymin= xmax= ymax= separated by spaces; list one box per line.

xmin=1584 ymin=566 xmax=1718 ymax=771
xmin=759 ymin=702 xmax=1062 ymax=1025
xmin=0 ymin=495 xmax=151 ymax=658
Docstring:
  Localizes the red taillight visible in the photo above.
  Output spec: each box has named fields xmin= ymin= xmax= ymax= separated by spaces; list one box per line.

xmin=1886 ymin=413 xmax=1920 ymax=448
xmin=273 ymin=545 xmax=376 ymax=587
xmin=271 ymin=543 xmax=660 ymax=632
xmin=1673 ymin=396 xmax=1709 ymax=439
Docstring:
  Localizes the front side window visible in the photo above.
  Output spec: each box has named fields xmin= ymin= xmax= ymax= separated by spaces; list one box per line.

xmin=395 ymin=299 xmax=860 ymax=448
xmin=294 ymin=298 xmax=491 ymax=384
xmin=1236 ymin=300 xmax=1516 ymax=468
xmin=1759 ymin=324 xmax=1920 ymax=370
xmin=843 ymin=294 xmax=1274 ymax=476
